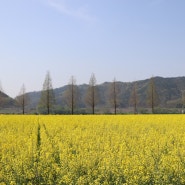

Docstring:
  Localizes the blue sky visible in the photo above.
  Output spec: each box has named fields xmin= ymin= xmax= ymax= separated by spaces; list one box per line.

xmin=0 ymin=0 xmax=185 ymax=97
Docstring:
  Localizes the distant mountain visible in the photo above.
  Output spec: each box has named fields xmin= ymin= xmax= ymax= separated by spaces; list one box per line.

xmin=24 ymin=76 xmax=185 ymax=114
xmin=0 ymin=91 xmax=18 ymax=113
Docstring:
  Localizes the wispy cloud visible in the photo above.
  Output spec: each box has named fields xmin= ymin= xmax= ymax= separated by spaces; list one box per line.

xmin=46 ymin=0 xmax=96 ymax=22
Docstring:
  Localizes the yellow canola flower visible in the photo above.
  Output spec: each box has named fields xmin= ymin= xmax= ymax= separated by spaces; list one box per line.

xmin=0 ymin=115 xmax=185 ymax=184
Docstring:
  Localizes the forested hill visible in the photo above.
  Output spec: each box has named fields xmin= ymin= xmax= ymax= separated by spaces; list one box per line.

xmin=26 ymin=76 xmax=185 ymax=112
xmin=0 ymin=91 xmax=18 ymax=110
xmin=1 ymin=76 xmax=185 ymax=113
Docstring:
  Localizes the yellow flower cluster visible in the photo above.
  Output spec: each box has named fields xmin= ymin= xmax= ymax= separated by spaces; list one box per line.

xmin=0 ymin=115 xmax=185 ymax=184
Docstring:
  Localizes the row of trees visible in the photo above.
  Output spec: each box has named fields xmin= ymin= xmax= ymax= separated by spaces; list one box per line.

xmin=16 ymin=71 xmax=160 ymax=115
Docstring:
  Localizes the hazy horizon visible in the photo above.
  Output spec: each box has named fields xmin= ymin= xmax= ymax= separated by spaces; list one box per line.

xmin=0 ymin=0 xmax=185 ymax=97
xmin=1 ymin=75 xmax=185 ymax=99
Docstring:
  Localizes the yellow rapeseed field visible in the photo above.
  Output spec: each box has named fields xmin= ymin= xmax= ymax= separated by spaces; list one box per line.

xmin=0 ymin=115 xmax=185 ymax=184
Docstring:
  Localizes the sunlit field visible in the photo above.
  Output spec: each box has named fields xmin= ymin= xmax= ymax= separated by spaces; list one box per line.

xmin=1 ymin=115 xmax=185 ymax=184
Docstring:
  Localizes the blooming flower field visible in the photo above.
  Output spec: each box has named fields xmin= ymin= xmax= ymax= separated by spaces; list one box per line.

xmin=0 ymin=115 xmax=185 ymax=184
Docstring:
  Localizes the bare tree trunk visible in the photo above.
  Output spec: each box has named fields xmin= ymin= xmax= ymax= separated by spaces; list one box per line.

xmin=130 ymin=83 xmax=138 ymax=114
xmin=38 ymin=71 xmax=55 ymax=114
xmin=109 ymin=78 xmax=120 ymax=115
xmin=64 ymin=76 xmax=78 ymax=115
xmin=16 ymin=84 xmax=29 ymax=114
xmin=113 ymin=80 xmax=117 ymax=114
xmin=71 ymin=80 xmax=74 ymax=114
xmin=23 ymin=94 xmax=25 ymax=114
xmin=85 ymin=73 xmax=98 ymax=114
xmin=92 ymin=85 xmax=95 ymax=114
xmin=47 ymin=89 xmax=50 ymax=114
xmin=147 ymin=77 xmax=159 ymax=114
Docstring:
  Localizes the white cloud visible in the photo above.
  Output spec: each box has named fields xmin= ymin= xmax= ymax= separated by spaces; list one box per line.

xmin=46 ymin=0 xmax=96 ymax=22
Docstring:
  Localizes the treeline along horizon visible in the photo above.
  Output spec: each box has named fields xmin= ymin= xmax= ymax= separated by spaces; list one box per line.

xmin=1 ymin=72 xmax=185 ymax=114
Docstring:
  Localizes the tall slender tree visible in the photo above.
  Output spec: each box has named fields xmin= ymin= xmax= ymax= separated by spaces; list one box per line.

xmin=130 ymin=82 xmax=138 ymax=114
xmin=64 ymin=76 xmax=78 ymax=114
xmin=109 ymin=78 xmax=120 ymax=114
xmin=16 ymin=84 xmax=29 ymax=114
xmin=85 ymin=73 xmax=98 ymax=114
xmin=147 ymin=77 xmax=159 ymax=113
xmin=38 ymin=71 xmax=55 ymax=114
